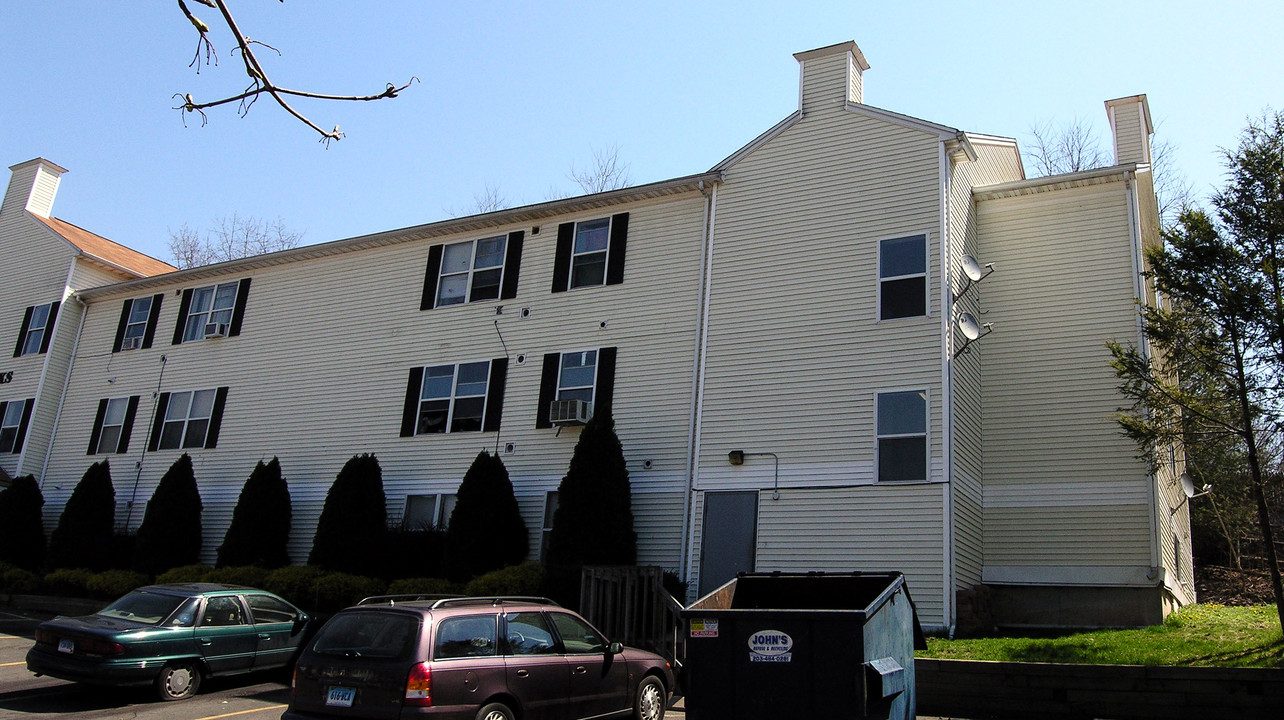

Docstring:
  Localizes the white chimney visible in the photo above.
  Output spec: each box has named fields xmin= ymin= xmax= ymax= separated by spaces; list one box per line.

xmin=793 ymin=41 xmax=870 ymax=112
xmin=1105 ymin=95 xmax=1153 ymax=166
xmin=3 ymin=158 xmax=67 ymax=219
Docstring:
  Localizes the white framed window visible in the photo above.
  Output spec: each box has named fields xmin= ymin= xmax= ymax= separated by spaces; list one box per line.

xmin=876 ymin=390 xmax=927 ymax=482
xmin=539 ymin=491 xmax=559 ymax=563
xmin=0 ymin=399 xmax=28 ymax=453
xmin=879 ymin=234 xmax=927 ymax=320
xmin=417 ymin=361 xmax=491 ymax=434
xmin=435 ymin=236 xmax=507 ymax=307
xmin=403 ymin=493 xmax=457 ymax=530
xmin=182 ymin=281 xmax=240 ymax=342
xmin=159 ymin=389 xmax=217 ymax=450
xmin=93 ymin=397 xmax=132 ymax=455
xmin=557 ymin=351 xmax=597 ymax=404
xmin=121 ymin=296 xmax=153 ymax=350
xmin=570 ymin=218 xmax=612 ymax=289
xmin=16 ymin=302 xmax=55 ymax=356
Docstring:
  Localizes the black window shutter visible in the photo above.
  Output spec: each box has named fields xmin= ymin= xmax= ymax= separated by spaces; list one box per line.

xmin=87 ymin=398 xmax=110 ymax=455
xmin=119 ymin=395 xmax=140 ymax=454
xmin=500 ymin=231 xmax=524 ymax=300
xmin=400 ymin=367 xmax=424 ymax=437
xmin=605 ymin=213 xmax=629 ymax=286
xmin=204 ymin=386 xmax=229 ymax=449
xmin=12 ymin=399 xmax=33 ymax=454
xmin=171 ymin=289 xmax=193 ymax=345
xmin=420 ymin=245 xmax=444 ymax=311
xmin=483 ymin=358 xmax=508 ymax=432
xmin=228 ymin=278 xmax=251 ymax=337
xmin=36 ymin=301 xmax=60 ymax=354
xmin=142 ymin=294 xmax=163 ymax=349
xmin=551 ymin=223 xmax=574 ymax=293
xmin=595 ymin=347 xmax=618 ymax=417
xmin=112 ymin=300 xmax=133 ymax=354
xmin=12 ymin=306 xmax=33 ymax=357
xmin=535 ymin=352 xmax=560 ymax=429
xmin=148 ymin=392 xmax=170 ymax=451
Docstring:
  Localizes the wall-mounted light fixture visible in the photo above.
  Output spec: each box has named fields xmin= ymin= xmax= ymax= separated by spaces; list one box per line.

xmin=728 ymin=450 xmax=781 ymax=500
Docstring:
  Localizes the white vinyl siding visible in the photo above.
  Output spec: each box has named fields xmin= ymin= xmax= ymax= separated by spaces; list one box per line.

xmin=976 ymin=178 xmax=1156 ymax=575
xmin=42 ymin=192 xmax=707 ymax=566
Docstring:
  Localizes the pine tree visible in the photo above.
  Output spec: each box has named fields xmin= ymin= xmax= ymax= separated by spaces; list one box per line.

xmin=309 ymin=454 xmax=387 ymax=574
xmin=48 ymin=460 xmax=116 ymax=571
xmin=444 ymin=451 xmax=528 ymax=581
xmin=133 ymin=454 xmax=204 ymax=575
xmin=0 ymin=475 xmax=45 ymax=572
xmin=217 ymin=458 xmax=292 ymax=568
xmin=546 ymin=408 xmax=637 ymax=568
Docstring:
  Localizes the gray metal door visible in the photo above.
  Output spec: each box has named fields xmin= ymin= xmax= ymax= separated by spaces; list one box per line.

xmin=698 ymin=491 xmax=759 ymax=597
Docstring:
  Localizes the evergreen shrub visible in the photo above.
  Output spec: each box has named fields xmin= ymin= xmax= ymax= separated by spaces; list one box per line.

xmin=217 ymin=458 xmax=292 ymax=568
xmin=0 ymin=475 xmax=45 ymax=571
xmin=133 ymin=454 xmax=203 ymax=575
xmin=444 ymin=451 xmax=527 ymax=581
xmin=309 ymin=454 xmax=386 ymax=575
xmin=48 ymin=460 xmax=116 ymax=571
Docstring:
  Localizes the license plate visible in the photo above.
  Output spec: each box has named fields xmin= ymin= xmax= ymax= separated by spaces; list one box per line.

xmin=57 ymin=639 xmax=75 ymax=654
xmin=326 ymin=687 xmax=355 ymax=708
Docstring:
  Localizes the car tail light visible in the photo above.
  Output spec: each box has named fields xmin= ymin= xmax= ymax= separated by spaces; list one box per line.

xmin=85 ymin=639 xmax=125 ymax=656
xmin=34 ymin=629 xmax=53 ymax=645
xmin=404 ymin=662 xmax=432 ymax=707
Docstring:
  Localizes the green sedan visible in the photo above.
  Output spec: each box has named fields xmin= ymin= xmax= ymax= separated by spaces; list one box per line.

xmin=26 ymin=583 xmax=312 ymax=701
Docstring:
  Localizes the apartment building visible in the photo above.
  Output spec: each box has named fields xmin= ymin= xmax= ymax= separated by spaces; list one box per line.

xmin=0 ymin=40 xmax=1189 ymax=630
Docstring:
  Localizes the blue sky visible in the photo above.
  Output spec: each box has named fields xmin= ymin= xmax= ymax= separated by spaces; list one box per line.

xmin=2 ymin=1 xmax=1281 ymax=262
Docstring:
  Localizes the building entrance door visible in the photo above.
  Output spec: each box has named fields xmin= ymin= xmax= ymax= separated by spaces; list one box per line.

xmin=697 ymin=491 xmax=758 ymax=596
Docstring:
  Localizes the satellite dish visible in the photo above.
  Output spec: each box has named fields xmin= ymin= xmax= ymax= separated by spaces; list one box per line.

xmin=1179 ymin=472 xmax=1196 ymax=498
xmin=961 ymin=255 xmax=985 ymax=282
xmin=958 ymin=312 xmax=982 ymax=340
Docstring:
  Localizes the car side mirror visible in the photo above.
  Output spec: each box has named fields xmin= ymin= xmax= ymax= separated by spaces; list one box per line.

xmin=608 ymin=641 xmax=623 ymax=655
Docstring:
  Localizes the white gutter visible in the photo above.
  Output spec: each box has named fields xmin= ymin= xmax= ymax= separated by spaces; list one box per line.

xmin=680 ymin=181 xmax=719 ymax=581
xmin=40 ymin=292 xmax=87 ymax=487
xmin=22 ymin=260 xmax=78 ymax=479
xmin=683 ymin=182 xmax=720 ymax=586
xmin=1124 ymin=171 xmax=1162 ymax=577
xmin=939 ymin=139 xmax=956 ymax=632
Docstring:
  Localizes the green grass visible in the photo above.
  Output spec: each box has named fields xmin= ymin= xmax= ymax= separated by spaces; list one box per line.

xmin=919 ymin=604 xmax=1284 ymax=668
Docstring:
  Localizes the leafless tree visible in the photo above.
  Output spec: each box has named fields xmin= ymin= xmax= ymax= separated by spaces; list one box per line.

xmin=168 ymin=214 xmax=303 ymax=269
xmin=568 ymin=145 xmax=631 ymax=194
xmin=446 ymin=182 xmax=509 ymax=217
xmin=1025 ymin=117 xmax=1111 ymax=176
xmin=173 ymin=0 xmax=416 ymax=145
xmin=1026 ymin=117 xmax=1192 ymax=228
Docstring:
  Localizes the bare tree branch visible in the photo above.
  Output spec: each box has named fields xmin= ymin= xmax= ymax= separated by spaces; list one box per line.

xmin=173 ymin=0 xmax=417 ymax=145
xmin=1025 ymin=117 xmax=1110 ymax=176
xmin=568 ymin=144 xmax=631 ymax=194
xmin=167 ymin=214 xmax=303 ymax=269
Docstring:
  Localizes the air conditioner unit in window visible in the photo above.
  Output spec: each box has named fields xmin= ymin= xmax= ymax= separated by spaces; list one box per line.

xmin=549 ymin=399 xmax=591 ymax=426
xmin=120 ymin=336 xmax=143 ymax=351
xmin=203 ymin=322 xmax=229 ymax=339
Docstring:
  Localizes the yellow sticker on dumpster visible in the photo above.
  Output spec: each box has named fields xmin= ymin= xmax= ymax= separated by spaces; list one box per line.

xmin=690 ymin=619 xmax=719 ymax=637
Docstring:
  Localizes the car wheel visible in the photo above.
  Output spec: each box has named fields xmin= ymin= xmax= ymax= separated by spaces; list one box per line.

xmin=155 ymin=660 xmax=202 ymax=701
xmin=634 ymin=676 xmax=665 ymax=720
xmin=475 ymin=701 xmax=515 ymax=720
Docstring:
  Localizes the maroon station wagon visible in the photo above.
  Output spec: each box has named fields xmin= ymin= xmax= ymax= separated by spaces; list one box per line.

xmin=283 ymin=596 xmax=673 ymax=720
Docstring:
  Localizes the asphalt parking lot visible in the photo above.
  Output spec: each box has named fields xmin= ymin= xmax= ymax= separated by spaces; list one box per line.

xmin=2 ymin=607 xmax=977 ymax=720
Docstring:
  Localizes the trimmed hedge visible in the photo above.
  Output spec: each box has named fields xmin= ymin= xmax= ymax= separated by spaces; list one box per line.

xmin=218 ymin=458 xmax=292 ymax=569
xmin=445 ymin=452 xmax=527 ymax=581
xmin=206 ymin=565 xmax=270 ymax=588
xmin=386 ymin=577 xmax=462 ymax=596
xmin=48 ymin=460 xmax=116 ymax=571
xmin=43 ymin=568 xmax=95 ymax=597
xmin=0 ymin=475 xmax=45 ymax=572
xmin=465 ymin=563 xmax=546 ymax=597
xmin=1 ymin=567 xmax=41 ymax=594
xmin=309 ymin=455 xmax=387 ymax=574
xmin=86 ymin=570 xmax=150 ymax=600
xmin=156 ymin=565 xmax=214 ymax=584
xmin=133 ymin=454 xmax=203 ymax=575
xmin=312 ymin=572 xmax=386 ymax=614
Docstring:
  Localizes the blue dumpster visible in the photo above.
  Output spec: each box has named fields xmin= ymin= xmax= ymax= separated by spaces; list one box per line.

xmin=680 ymin=571 xmax=925 ymax=720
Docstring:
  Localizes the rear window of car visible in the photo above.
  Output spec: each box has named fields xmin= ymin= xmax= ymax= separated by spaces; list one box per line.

xmin=97 ymin=591 xmax=188 ymax=626
xmin=435 ymin=614 xmax=498 ymax=659
xmin=311 ymin=611 xmax=421 ymax=661
xmin=247 ymin=594 xmax=298 ymax=624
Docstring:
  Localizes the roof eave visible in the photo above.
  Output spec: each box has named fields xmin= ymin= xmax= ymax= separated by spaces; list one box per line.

xmin=75 ymin=171 xmax=723 ymax=301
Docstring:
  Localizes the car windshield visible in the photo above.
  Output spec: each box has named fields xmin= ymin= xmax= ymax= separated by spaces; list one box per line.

xmin=97 ymin=591 xmax=189 ymax=626
xmin=311 ymin=612 xmax=420 ymax=660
